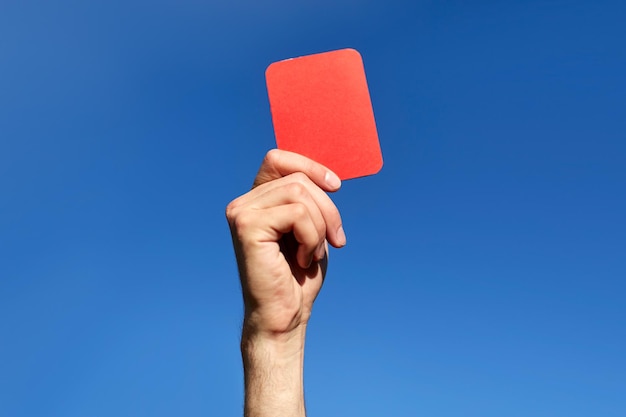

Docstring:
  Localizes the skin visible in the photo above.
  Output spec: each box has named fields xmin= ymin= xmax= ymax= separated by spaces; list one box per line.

xmin=226 ymin=149 xmax=346 ymax=417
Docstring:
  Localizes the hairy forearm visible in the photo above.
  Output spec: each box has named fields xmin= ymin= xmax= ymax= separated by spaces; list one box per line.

xmin=241 ymin=325 xmax=307 ymax=417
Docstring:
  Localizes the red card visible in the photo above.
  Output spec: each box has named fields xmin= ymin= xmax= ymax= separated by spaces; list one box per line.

xmin=266 ymin=48 xmax=383 ymax=180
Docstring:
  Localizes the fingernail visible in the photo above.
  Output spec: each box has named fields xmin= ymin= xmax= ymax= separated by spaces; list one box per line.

xmin=317 ymin=243 xmax=326 ymax=261
xmin=336 ymin=225 xmax=347 ymax=246
xmin=325 ymin=171 xmax=341 ymax=189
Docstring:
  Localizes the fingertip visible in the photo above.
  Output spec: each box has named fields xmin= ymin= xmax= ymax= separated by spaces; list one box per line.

xmin=298 ymin=248 xmax=313 ymax=269
xmin=314 ymin=244 xmax=326 ymax=261
xmin=324 ymin=171 xmax=342 ymax=190
xmin=335 ymin=225 xmax=347 ymax=247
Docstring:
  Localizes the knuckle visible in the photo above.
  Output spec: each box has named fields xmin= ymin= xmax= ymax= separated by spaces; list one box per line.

xmin=264 ymin=149 xmax=281 ymax=167
xmin=291 ymin=202 xmax=308 ymax=218
xmin=233 ymin=211 xmax=254 ymax=232
xmin=225 ymin=200 xmax=239 ymax=222
xmin=290 ymin=171 xmax=309 ymax=184
xmin=323 ymin=200 xmax=341 ymax=221
xmin=285 ymin=182 xmax=307 ymax=199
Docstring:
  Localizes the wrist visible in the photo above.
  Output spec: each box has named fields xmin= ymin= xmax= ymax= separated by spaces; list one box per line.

xmin=241 ymin=321 xmax=307 ymax=360
xmin=241 ymin=323 xmax=307 ymax=417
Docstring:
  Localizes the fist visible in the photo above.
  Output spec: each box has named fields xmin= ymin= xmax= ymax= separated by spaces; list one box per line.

xmin=226 ymin=150 xmax=346 ymax=336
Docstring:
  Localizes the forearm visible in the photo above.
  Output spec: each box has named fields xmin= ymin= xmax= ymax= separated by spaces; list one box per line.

xmin=241 ymin=325 xmax=307 ymax=417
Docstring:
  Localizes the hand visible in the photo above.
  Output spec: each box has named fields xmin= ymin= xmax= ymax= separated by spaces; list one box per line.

xmin=226 ymin=149 xmax=346 ymax=338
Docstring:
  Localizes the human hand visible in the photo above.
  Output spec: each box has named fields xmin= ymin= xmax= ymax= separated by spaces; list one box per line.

xmin=226 ymin=149 xmax=346 ymax=339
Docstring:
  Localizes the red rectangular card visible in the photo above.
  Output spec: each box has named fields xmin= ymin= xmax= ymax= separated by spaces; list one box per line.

xmin=266 ymin=48 xmax=383 ymax=180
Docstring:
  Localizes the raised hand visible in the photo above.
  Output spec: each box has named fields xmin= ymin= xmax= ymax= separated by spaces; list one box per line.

xmin=226 ymin=149 xmax=346 ymax=337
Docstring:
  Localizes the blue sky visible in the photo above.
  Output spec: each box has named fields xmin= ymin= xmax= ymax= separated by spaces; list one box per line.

xmin=1 ymin=1 xmax=625 ymax=416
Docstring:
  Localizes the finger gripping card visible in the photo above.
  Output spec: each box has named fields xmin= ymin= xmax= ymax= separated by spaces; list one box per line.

xmin=266 ymin=48 xmax=383 ymax=180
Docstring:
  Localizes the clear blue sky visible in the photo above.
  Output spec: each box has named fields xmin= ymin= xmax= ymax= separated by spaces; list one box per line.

xmin=1 ymin=1 xmax=625 ymax=416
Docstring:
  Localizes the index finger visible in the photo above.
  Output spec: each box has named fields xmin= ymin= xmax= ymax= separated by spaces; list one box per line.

xmin=253 ymin=149 xmax=342 ymax=192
